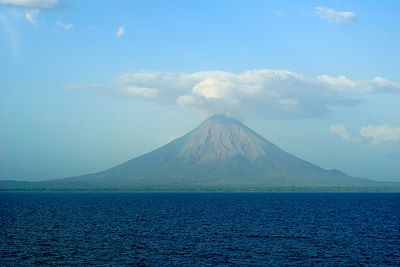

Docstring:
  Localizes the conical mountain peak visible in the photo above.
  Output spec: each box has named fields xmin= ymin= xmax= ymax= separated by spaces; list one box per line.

xmin=177 ymin=115 xmax=272 ymax=163
xmin=2 ymin=114 xmax=383 ymax=190
xmin=201 ymin=114 xmax=241 ymax=125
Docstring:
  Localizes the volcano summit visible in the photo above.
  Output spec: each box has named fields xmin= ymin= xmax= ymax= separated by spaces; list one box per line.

xmin=0 ymin=115 xmax=394 ymax=191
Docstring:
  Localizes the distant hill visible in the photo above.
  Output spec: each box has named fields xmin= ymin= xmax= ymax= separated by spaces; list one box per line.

xmin=1 ymin=115 xmax=398 ymax=191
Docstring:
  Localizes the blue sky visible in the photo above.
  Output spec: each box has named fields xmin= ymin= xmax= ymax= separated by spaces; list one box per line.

xmin=1 ymin=0 xmax=399 ymax=181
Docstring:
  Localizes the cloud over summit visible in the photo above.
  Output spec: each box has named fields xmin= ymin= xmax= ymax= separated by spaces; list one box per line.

xmin=109 ymin=69 xmax=400 ymax=119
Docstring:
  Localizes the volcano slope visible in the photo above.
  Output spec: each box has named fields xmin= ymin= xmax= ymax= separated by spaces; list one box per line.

xmin=1 ymin=115 xmax=397 ymax=191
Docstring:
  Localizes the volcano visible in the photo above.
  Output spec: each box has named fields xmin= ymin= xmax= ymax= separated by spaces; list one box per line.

xmin=0 ymin=115 xmax=392 ymax=191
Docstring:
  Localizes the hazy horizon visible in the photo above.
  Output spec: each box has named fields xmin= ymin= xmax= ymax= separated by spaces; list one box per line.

xmin=1 ymin=1 xmax=399 ymax=182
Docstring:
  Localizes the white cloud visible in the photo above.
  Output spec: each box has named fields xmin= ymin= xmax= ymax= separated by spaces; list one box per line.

xmin=360 ymin=125 xmax=400 ymax=143
xmin=317 ymin=75 xmax=400 ymax=94
xmin=329 ymin=124 xmax=359 ymax=142
xmin=278 ymin=98 xmax=299 ymax=109
xmin=116 ymin=25 xmax=125 ymax=38
xmin=0 ymin=0 xmax=58 ymax=8
xmin=69 ymin=69 xmax=400 ymax=119
xmin=123 ymin=86 xmax=158 ymax=98
xmin=55 ymin=20 xmax=73 ymax=30
xmin=330 ymin=124 xmax=400 ymax=143
xmin=315 ymin=7 xmax=357 ymax=25
xmin=371 ymin=77 xmax=400 ymax=91
xmin=25 ymin=9 xmax=38 ymax=26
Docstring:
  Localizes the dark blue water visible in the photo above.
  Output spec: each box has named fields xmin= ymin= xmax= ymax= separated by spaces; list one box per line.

xmin=1 ymin=193 xmax=399 ymax=266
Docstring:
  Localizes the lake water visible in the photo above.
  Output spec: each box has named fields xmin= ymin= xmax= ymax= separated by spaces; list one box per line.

xmin=1 ymin=192 xmax=399 ymax=266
